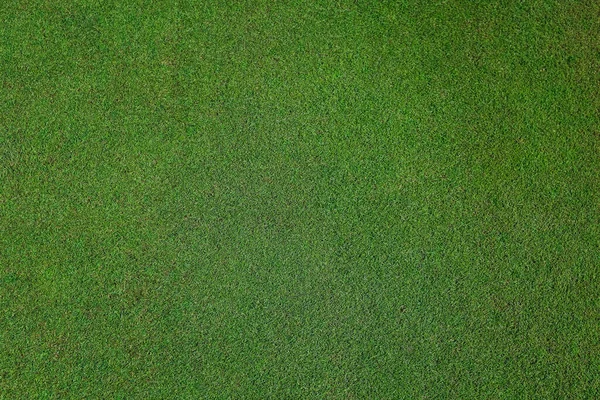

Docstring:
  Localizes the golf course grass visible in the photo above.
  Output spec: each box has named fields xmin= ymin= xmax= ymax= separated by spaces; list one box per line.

xmin=1 ymin=0 xmax=599 ymax=398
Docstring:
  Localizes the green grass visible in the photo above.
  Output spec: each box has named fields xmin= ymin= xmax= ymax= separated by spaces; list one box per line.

xmin=1 ymin=0 xmax=599 ymax=398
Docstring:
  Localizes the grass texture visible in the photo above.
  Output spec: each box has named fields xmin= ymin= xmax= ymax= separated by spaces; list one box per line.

xmin=1 ymin=0 xmax=599 ymax=398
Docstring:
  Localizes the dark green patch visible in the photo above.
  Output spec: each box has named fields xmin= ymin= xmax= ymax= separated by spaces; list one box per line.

xmin=1 ymin=0 xmax=599 ymax=398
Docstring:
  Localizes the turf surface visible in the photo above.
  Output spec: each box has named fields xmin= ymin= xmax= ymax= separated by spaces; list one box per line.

xmin=1 ymin=0 xmax=600 ymax=398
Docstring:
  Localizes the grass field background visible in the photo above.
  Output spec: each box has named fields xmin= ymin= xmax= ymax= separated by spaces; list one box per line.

xmin=1 ymin=0 xmax=599 ymax=398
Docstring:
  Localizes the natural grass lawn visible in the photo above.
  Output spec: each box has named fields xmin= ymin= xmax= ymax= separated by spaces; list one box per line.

xmin=1 ymin=0 xmax=599 ymax=398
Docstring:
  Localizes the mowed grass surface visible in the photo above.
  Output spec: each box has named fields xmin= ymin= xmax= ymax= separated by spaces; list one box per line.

xmin=1 ymin=0 xmax=599 ymax=398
